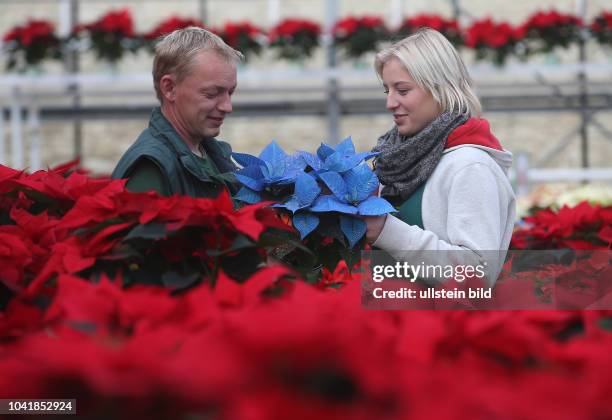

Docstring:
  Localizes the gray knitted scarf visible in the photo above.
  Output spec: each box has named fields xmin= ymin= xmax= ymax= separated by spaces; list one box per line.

xmin=373 ymin=111 xmax=469 ymax=206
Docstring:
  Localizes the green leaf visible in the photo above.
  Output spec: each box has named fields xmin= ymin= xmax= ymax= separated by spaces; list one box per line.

xmin=123 ymin=222 xmax=167 ymax=242
xmin=219 ymin=249 xmax=265 ymax=283
xmin=74 ymin=217 xmax=125 ymax=237
xmin=206 ymin=235 xmax=255 ymax=257
xmin=599 ymin=318 xmax=612 ymax=331
xmin=161 ymin=270 xmax=201 ymax=291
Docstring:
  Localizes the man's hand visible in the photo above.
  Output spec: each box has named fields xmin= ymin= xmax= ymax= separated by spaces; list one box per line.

xmin=362 ymin=214 xmax=387 ymax=243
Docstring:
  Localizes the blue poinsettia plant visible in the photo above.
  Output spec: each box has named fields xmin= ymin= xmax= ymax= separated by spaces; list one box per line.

xmin=232 ymin=137 xmax=395 ymax=274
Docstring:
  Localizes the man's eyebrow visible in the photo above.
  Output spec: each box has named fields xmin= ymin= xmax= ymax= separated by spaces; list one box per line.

xmin=206 ymin=85 xmax=238 ymax=91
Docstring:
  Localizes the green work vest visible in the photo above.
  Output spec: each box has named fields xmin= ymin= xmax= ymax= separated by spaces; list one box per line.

xmin=112 ymin=107 xmax=237 ymax=198
xmin=394 ymin=182 xmax=425 ymax=229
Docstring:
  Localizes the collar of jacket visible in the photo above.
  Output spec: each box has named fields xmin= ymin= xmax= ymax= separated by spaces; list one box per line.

xmin=148 ymin=107 xmax=217 ymax=184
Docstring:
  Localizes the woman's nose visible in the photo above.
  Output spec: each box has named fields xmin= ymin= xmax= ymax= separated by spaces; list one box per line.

xmin=386 ymin=93 xmax=398 ymax=111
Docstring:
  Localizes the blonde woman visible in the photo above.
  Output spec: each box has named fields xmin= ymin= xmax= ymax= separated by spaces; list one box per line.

xmin=363 ymin=28 xmax=515 ymax=286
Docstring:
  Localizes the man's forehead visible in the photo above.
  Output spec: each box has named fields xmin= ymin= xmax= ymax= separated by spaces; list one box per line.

xmin=185 ymin=53 xmax=237 ymax=85
xmin=193 ymin=50 xmax=236 ymax=67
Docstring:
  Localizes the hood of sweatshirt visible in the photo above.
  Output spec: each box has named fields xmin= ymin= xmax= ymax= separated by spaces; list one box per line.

xmin=444 ymin=117 xmax=513 ymax=174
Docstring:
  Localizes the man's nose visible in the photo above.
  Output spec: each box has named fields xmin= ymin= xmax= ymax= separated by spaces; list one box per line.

xmin=218 ymin=92 xmax=233 ymax=113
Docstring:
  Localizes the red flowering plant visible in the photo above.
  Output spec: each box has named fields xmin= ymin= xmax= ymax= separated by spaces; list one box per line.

xmin=465 ymin=18 xmax=525 ymax=66
xmin=1 ymin=19 xmax=62 ymax=72
xmin=2 ymin=163 xmax=612 ymax=416
xmin=519 ymin=10 xmax=583 ymax=55
xmin=590 ymin=11 xmax=612 ymax=47
xmin=142 ymin=16 xmax=204 ymax=52
xmin=511 ymin=201 xmax=612 ymax=250
xmin=73 ymin=9 xmax=139 ymax=63
xmin=268 ymin=18 xmax=321 ymax=61
xmin=217 ymin=21 xmax=265 ymax=61
xmin=396 ymin=14 xmax=463 ymax=48
xmin=333 ymin=16 xmax=390 ymax=59
xmin=2 ymin=265 xmax=612 ymax=417
xmin=0 ymin=161 xmax=291 ymax=309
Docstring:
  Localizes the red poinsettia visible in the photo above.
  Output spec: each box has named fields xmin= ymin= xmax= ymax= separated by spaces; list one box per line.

xmin=0 ymin=161 xmax=291 ymax=299
xmin=3 ymin=271 xmax=612 ymax=417
xmin=3 ymin=160 xmax=612 ymax=418
xmin=143 ymin=16 xmax=204 ymax=41
xmin=333 ymin=15 xmax=390 ymax=58
xmin=591 ymin=11 xmax=612 ymax=46
xmin=396 ymin=14 xmax=463 ymax=47
xmin=465 ymin=18 xmax=525 ymax=65
xmin=519 ymin=10 xmax=583 ymax=54
xmin=217 ymin=21 xmax=264 ymax=61
xmin=511 ymin=201 xmax=612 ymax=250
xmin=268 ymin=18 xmax=321 ymax=61
xmin=73 ymin=9 xmax=138 ymax=63
xmin=2 ymin=19 xmax=62 ymax=71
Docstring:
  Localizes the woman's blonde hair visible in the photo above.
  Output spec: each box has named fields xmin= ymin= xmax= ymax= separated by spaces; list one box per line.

xmin=374 ymin=28 xmax=481 ymax=116
xmin=152 ymin=27 xmax=243 ymax=102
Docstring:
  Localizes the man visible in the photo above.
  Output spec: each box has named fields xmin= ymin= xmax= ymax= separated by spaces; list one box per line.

xmin=112 ymin=27 xmax=241 ymax=197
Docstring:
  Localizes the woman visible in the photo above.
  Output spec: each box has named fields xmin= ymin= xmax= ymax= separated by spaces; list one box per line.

xmin=364 ymin=28 xmax=515 ymax=286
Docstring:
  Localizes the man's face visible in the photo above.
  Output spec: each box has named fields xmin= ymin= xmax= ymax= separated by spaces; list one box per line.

xmin=171 ymin=51 xmax=237 ymax=140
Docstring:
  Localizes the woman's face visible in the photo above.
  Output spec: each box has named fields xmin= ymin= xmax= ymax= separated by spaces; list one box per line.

xmin=381 ymin=57 xmax=441 ymax=136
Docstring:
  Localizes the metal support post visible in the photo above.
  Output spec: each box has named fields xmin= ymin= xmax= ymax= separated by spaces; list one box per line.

xmin=68 ymin=0 xmax=83 ymax=161
xmin=267 ymin=0 xmax=281 ymax=25
xmin=10 ymin=87 xmax=23 ymax=169
xmin=514 ymin=152 xmax=530 ymax=197
xmin=199 ymin=0 xmax=208 ymax=23
xmin=27 ymin=100 xmax=42 ymax=171
xmin=389 ymin=0 xmax=403 ymax=28
xmin=325 ymin=0 xmax=340 ymax=144
xmin=576 ymin=0 xmax=589 ymax=170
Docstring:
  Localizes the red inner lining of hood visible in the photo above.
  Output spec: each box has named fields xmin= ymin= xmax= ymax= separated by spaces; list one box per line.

xmin=445 ymin=118 xmax=503 ymax=151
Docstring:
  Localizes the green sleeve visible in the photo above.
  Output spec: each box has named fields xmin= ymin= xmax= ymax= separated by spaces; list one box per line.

xmin=125 ymin=158 xmax=170 ymax=196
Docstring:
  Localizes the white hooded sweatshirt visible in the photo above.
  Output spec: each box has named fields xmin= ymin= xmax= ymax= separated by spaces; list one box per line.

xmin=372 ymin=144 xmax=516 ymax=287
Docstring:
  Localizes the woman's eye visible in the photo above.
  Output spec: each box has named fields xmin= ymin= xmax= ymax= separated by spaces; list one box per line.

xmin=383 ymin=89 xmax=389 ymax=94
xmin=397 ymin=89 xmax=409 ymax=95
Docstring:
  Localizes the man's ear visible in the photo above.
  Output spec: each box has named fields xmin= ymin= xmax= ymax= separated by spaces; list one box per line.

xmin=159 ymin=74 xmax=176 ymax=102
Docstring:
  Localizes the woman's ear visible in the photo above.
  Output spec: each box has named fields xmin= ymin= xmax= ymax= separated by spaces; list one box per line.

xmin=159 ymin=74 xmax=176 ymax=102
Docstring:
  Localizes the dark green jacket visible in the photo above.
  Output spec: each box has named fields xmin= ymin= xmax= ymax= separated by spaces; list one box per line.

xmin=112 ymin=108 xmax=237 ymax=198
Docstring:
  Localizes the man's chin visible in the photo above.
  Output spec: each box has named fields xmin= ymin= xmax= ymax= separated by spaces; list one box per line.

xmin=204 ymin=128 xmax=221 ymax=138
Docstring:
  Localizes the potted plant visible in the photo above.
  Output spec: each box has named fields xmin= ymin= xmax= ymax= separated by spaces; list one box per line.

xmin=590 ymin=11 xmax=612 ymax=48
xmin=232 ymin=138 xmax=394 ymax=278
xmin=217 ymin=21 xmax=265 ymax=62
xmin=268 ymin=18 xmax=321 ymax=62
xmin=73 ymin=9 xmax=139 ymax=65
xmin=519 ymin=10 xmax=583 ymax=56
xmin=396 ymin=14 xmax=463 ymax=48
xmin=333 ymin=16 xmax=390 ymax=60
xmin=2 ymin=19 xmax=62 ymax=72
xmin=465 ymin=18 xmax=524 ymax=66
xmin=143 ymin=16 xmax=204 ymax=52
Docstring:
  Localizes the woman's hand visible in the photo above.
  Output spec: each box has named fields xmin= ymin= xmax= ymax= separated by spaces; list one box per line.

xmin=363 ymin=214 xmax=387 ymax=243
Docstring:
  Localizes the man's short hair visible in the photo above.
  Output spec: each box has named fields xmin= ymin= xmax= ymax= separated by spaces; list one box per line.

xmin=374 ymin=28 xmax=481 ymax=117
xmin=152 ymin=27 xmax=244 ymax=102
